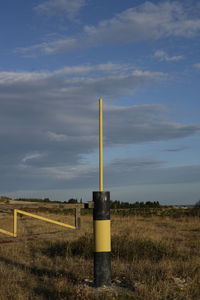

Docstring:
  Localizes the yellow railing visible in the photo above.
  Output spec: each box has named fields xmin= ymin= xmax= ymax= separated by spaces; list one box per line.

xmin=0 ymin=209 xmax=76 ymax=238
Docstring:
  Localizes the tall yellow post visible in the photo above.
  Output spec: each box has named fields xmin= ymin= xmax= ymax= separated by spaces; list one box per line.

xmin=93 ymin=98 xmax=111 ymax=287
xmin=99 ymin=98 xmax=103 ymax=192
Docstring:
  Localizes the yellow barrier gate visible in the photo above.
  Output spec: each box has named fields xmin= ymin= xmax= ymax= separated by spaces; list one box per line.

xmin=0 ymin=209 xmax=76 ymax=238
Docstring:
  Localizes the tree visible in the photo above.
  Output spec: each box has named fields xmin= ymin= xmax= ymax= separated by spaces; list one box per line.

xmin=195 ymin=200 xmax=200 ymax=208
xmin=188 ymin=200 xmax=200 ymax=217
xmin=0 ymin=196 xmax=12 ymax=203
xmin=68 ymin=198 xmax=78 ymax=204
xmin=43 ymin=198 xmax=50 ymax=202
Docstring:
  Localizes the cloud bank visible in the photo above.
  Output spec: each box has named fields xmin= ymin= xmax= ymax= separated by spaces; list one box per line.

xmin=154 ymin=50 xmax=185 ymax=62
xmin=18 ymin=1 xmax=200 ymax=55
xmin=0 ymin=63 xmax=200 ymax=191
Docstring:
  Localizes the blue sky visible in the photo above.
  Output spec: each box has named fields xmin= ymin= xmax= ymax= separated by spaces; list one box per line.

xmin=1 ymin=0 xmax=200 ymax=204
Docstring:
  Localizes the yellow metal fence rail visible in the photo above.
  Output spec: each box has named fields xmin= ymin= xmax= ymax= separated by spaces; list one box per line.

xmin=0 ymin=209 xmax=76 ymax=238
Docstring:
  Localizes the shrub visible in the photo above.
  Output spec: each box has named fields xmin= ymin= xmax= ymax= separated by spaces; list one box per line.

xmin=112 ymin=233 xmax=176 ymax=262
xmin=42 ymin=233 xmax=177 ymax=263
xmin=43 ymin=234 xmax=93 ymax=259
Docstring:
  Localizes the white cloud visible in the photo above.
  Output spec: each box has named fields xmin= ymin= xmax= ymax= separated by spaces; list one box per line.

xmin=0 ymin=71 xmax=51 ymax=84
xmin=54 ymin=62 xmax=132 ymax=76
xmin=105 ymin=159 xmax=200 ymax=186
xmin=0 ymin=63 xmax=199 ymax=192
xmin=47 ymin=131 xmax=68 ymax=142
xmin=154 ymin=50 xmax=185 ymax=62
xmin=19 ymin=1 xmax=200 ymax=55
xmin=104 ymin=105 xmax=200 ymax=145
xmin=17 ymin=38 xmax=83 ymax=56
xmin=0 ymin=63 xmax=137 ymax=86
xmin=30 ymin=157 xmax=200 ymax=188
xmin=193 ymin=63 xmax=200 ymax=69
xmin=47 ymin=131 xmax=97 ymax=144
xmin=21 ymin=152 xmax=43 ymax=164
xmin=84 ymin=1 xmax=200 ymax=41
xmin=34 ymin=0 xmax=86 ymax=19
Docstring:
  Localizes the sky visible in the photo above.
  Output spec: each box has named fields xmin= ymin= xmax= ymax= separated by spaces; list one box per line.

xmin=0 ymin=0 xmax=200 ymax=205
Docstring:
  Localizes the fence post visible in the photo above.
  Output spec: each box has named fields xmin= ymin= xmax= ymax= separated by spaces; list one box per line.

xmin=75 ymin=207 xmax=81 ymax=229
xmin=13 ymin=209 xmax=17 ymax=237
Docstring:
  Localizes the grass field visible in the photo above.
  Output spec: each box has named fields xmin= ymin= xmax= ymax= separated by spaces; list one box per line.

xmin=0 ymin=212 xmax=200 ymax=299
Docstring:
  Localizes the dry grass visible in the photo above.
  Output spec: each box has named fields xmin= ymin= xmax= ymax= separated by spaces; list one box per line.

xmin=0 ymin=212 xmax=200 ymax=299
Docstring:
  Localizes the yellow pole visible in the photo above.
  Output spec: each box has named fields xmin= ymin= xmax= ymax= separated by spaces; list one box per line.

xmin=15 ymin=209 xmax=76 ymax=230
xmin=0 ymin=228 xmax=15 ymax=237
xmin=99 ymin=98 xmax=103 ymax=192
xmin=93 ymin=99 xmax=111 ymax=287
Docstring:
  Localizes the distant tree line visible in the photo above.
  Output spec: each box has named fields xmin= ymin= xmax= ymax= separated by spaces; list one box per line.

xmin=110 ymin=200 xmax=160 ymax=209
xmin=14 ymin=197 xmax=83 ymax=204
xmin=0 ymin=196 xmax=12 ymax=203
xmin=15 ymin=198 xmax=51 ymax=203
xmin=14 ymin=198 xmax=159 ymax=208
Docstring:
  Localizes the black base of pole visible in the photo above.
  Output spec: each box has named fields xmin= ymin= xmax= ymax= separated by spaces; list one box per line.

xmin=93 ymin=191 xmax=111 ymax=287
xmin=94 ymin=252 xmax=111 ymax=287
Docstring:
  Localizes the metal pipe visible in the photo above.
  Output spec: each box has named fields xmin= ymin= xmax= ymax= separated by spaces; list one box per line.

xmin=0 ymin=228 xmax=15 ymax=237
xmin=16 ymin=209 xmax=76 ymax=230
xmin=99 ymin=98 xmax=103 ymax=192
